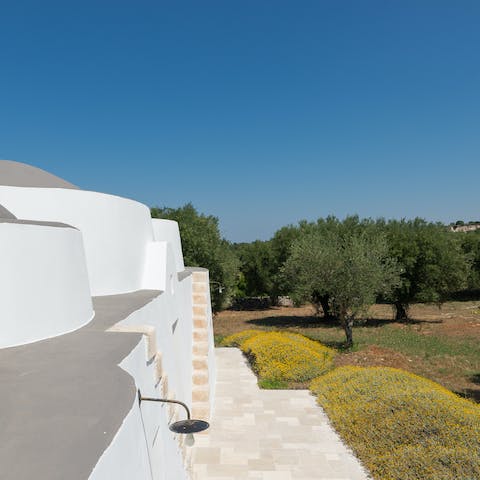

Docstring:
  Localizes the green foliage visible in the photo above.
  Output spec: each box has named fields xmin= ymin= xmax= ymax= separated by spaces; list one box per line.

xmin=383 ymin=219 xmax=470 ymax=318
xmin=283 ymin=216 xmax=400 ymax=346
xmin=234 ymin=241 xmax=275 ymax=297
xmin=233 ymin=223 xmax=308 ymax=299
xmin=310 ymin=366 xmax=480 ymax=480
xmin=269 ymin=224 xmax=306 ymax=296
xmin=155 ymin=206 xmax=473 ymax=317
xmin=258 ymin=378 xmax=288 ymax=389
xmin=461 ymin=230 xmax=480 ymax=290
xmin=151 ymin=203 xmax=239 ymax=310
xmin=270 ymin=224 xmax=303 ymax=266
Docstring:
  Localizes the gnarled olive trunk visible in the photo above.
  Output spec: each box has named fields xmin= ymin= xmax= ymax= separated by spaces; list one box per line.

xmin=338 ymin=309 xmax=354 ymax=348
xmin=312 ymin=292 xmax=333 ymax=318
xmin=319 ymin=294 xmax=332 ymax=319
xmin=394 ymin=301 xmax=409 ymax=321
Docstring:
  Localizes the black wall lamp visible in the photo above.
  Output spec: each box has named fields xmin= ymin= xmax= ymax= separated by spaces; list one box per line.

xmin=209 ymin=281 xmax=223 ymax=293
xmin=138 ymin=390 xmax=209 ymax=446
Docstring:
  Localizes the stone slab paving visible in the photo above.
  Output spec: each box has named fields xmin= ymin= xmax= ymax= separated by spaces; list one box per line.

xmin=191 ymin=348 xmax=370 ymax=480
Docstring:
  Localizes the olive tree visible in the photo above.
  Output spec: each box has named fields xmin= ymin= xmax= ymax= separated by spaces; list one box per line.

xmin=460 ymin=229 xmax=480 ymax=291
xmin=283 ymin=224 xmax=399 ymax=347
xmin=383 ymin=219 xmax=470 ymax=320
xmin=151 ymin=203 xmax=239 ymax=311
xmin=234 ymin=240 xmax=275 ymax=297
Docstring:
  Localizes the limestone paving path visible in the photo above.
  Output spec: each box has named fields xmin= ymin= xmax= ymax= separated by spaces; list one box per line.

xmin=191 ymin=348 xmax=370 ymax=480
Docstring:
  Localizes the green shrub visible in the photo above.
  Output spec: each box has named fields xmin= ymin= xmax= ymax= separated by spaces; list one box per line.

xmin=310 ymin=366 xmax=480 ymax=480
xmin=258 ymin=378 xmax=288 ymax=389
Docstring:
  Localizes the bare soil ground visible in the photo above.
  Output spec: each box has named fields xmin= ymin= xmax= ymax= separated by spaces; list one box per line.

xmin=214 ymin=301 xmax=480 ymax=402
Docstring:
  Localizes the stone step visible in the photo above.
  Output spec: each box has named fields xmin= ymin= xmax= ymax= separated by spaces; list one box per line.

xmin=193 ymin=330 xmax=208 ymax=342
xmin=193 ymin=371 xmax=209 ymax=386
xmin=192 ymin=341 xmax=209 ymax=356
xmin=192 ymin=282 xmax=207 ymax=293
xmin=193 ymin=305 xmax=207 ymax=317
xmin=193 ymin=317 xmax=208 ymax=329
xmin=192 ymin=271 xmax=208 ymax=283
xmin=192 ymin=355 xmax=208 ymax=370
xmin=192 ymin=385 xmax=209 ymax=403
xmin=154 ymin=352 xmax=163 ymax=384
xmin=108 ymin=324 xmax=157 ymax=362
xmin=193 ymin=294 xmax=207 ymax=305
xmin=191 ymin=401 xmax=210 ymax=421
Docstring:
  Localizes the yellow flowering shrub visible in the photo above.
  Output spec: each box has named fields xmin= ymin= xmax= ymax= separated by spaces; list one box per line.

xmin=241 ymin=331 xmax=336 ymax=382
xmin=220 ymin=329 xmax=263 ymax=347
xmin=310 ymin=366 xmax=480 ymax=480
xmin=280 ymin=332 xmax=333 ymax=355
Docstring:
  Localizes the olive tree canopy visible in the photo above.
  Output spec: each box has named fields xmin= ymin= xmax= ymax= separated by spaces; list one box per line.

xmin=283 ymin=219 xmax=400 ymax=347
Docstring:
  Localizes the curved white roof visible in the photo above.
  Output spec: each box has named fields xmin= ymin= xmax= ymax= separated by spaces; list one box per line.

xmin=0 ymin=160 xmax=78 ymax=189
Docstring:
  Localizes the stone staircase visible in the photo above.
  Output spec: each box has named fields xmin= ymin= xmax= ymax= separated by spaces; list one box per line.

xmin=190 ymin=269 xmax=213 ymax=422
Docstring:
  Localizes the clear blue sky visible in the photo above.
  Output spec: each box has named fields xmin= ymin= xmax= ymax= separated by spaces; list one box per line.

xmin=1 ymin=1 xmax=479 ymax=242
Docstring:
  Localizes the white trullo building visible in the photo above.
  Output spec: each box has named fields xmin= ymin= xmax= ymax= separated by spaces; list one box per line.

xmin=0 ymin=160 xmax=216 ymax=480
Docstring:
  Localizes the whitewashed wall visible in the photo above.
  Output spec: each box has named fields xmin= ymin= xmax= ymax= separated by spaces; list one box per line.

xmin=89 ymin=338 xmax=188 ymax=480
xmin=0 ymin=178 xmax=215 ymax=479
xmin=0 ymin=221 xmax=93 ymax=348
xmin=118 ymin=243 xmax=193 ymax=405
xmin=0 ymin=186 xmax=154 ymax=296
xmin=90 ymin=285 xmax=193 ymax=480
xmin=152 ymin=219 xmax=185 ymax=272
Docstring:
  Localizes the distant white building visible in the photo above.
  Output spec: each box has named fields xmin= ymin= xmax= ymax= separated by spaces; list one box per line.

xmin=0 ymin=160 xmax=215 ymax=480
xmin=450 ymin=223 xmax=480 ymax=233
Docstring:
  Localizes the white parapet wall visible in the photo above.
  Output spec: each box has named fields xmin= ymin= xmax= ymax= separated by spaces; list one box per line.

xmin=0 ymin=186 xmax=155 ymax=296
xmin=152 ymin=219 xmax=185 ymax=272
xmin=93 ymin=273 xmax=196 ymax=480
xmin=114 ymin=242 xmax=193 ymax=405
xmin=0 ymin=220 xmax=93 ymax=348
xmin=90 ymin=335 xmax=190 ymax=480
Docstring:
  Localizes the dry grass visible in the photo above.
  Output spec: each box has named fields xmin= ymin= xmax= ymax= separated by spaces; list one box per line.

xmin=214 ymin=301 xmax=480 ymax=401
